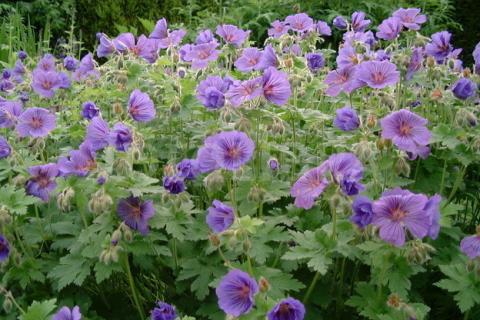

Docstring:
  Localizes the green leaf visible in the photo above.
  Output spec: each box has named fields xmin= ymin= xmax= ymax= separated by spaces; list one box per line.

xmin=48 ymin=254 xmax=92 ymax=290
xmin=19 ymin=299 xmax=56 ymax=320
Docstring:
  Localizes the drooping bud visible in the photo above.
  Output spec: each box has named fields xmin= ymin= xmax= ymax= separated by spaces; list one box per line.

xmin=113 ymin=158 xmax=131 ymax=175
xmin=111 ymin=230 xmax=122 ymax=244
xmin=267 ymin=158 xmax=279 ymax=171
xmin=112 ymin=102 xmax=123 ymax=115
xmin=258 ymin=277 xmax=271 ymax=293
xmin=235 ymin=117 xmax=251 ymax=132
xmin=353 ymin=141 xmax=374 ymax=162
xmin=88 ymin=189 xmax=113 ymax=215
xmin=394 ymin=157 xmax=411 ymax=177
xmin=247 ymin=185 xmax=266 ymax=203
xmin=271 ymin=118 xmax=285 ymax=135
xmin=463 ymin=67 xmax=471 ymax=78
xmin=366 ymin=114 xmax=377 ymax=128
xmin=426 ymin=56 xmax=436 ymax=68
xmin=2 ymin=297 xmax=12 ymax=313
xmin=57 ymin=187 xmax=75 ymax=212
xmin=204 ymin=170 xmax=225 ymax=193
xmin=163 ymin=164 xmax=176 ymax=177
xmin=12 ymin=175 xmax=27 ymax=187
xmin=0 ymin=206 xmax=11 ymax=226
xmin=455 ymin=109 xmax=478 ymax=127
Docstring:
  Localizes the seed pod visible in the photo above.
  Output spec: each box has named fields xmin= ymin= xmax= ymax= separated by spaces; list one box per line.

xmin=387 ymin=293 xmax=402 ymax=309
xmin=209 ymin=234 xmax=221 ymax=247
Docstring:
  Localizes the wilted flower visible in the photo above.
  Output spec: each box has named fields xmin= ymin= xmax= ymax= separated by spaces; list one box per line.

xmin=117 ymin=196 xmax=155 ymax=235
xmin=128 ymin=89 xmax=156 ymax=122
xmin=268 ymin=20 xmax=289 ymax=38
xmin=150 ymin=302 xmax=176 ymax=320
xmin=334 ymin=106 xmax=359 ymax=131
xmin=109 ymin=122 xmax=132 ymax=151
xmin=425 ymin=31 xmax=453 ymax=63
xmin=26 ymin=163 xmax=59 ymax=201
xmin=81 ymin=101 xmax=100 ymax=120
xmin=85 ymin=117 xmax=110 ymax=150
xmin=376 ymin=17 xmax=402 ymax=41
xmin=16 ymin=107 xmax=56 ymax=138
xmin=53 ymin=306 xmax=81 ymax=320
xmin=0 ymin=235 xmax=10 ymax=262
xmin=285 ymin=13 xmax=314 ymax=32
xmin=235 ymin=47 xmax=263 ymax=72
xmin=262 ymin=67 xmax=291 ymax=106
xmin=306 ymin=52 xmax=325 ymax=72
xmin=372 ymin=188 xmax=430 ymax=247
xmin=333 ymin=16 xmax=347 ymax=30
xmin=206 ymin=200 xmax=235 ymax=233
xmin=0 ymin=100 xmax=22 ymax=128
xmin=163 ymin=175 xmax=185 ymax=194
xmin=392 ymin=8 xmax=427 ymax=30
xmin=267 ymin=297 xmax=305 ymax=320
xmin=216 ymin=24 xmax=249 ymax=47
xmin=196 ymin=76 xmax=232 ymax=109
xmin=380 ymin=109 xmax=431 ymax=159
xmin=425 ymin=194 xmax=441 ymax=240
xmin=216 ymin=269 xmax=259 ymax=317
xmin=357 ymin=60 xmax=400 ymax=89
xmin=451 ymin=78 xmax=476 ymax=100
xmin=351 ymin=11 xmax=371 ymax=32
xmin=226 ymin=77 xmax=263 ymax=107
xmin=63 ymin=56 xmax=79 ymax=71
xmin=351 ymin=196 xmax=374 ymax=229
xmin=460 ymin=226 xmax=480 ymax=259
xmin=176 ymin=159 xmax=200 ymax=180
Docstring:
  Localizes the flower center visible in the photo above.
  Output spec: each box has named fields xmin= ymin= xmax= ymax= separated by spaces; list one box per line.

xmin=131 ymin=46 xmax=141 ymax=56
xmin=225 ymin=34 xmax=235 ymax=42
xmin=248 ymin=58 xmax=259 ymax=66
xmin=30 ymin=117 xmax=43 ymax=129
xmin=372 ymin=72 xmax=385 ymax=84
xmin=198 ymin=50 xmax=210 ymax=59
xmin=227 ymin=147 xmax=240 ymax=159
xmin=278 ymin=303 xmax=291 ymax=315
xmin=42 ymin=80 xmax=53 ymax=90
xmin=131 ymin=206 xmax=142 ymax=218
xmin=391 ymin=207 xmax=407 ymax=221
xmin=399 ymin=122 xmax=412 ymax=136
xmin=238 ymin=284 xmax=250 ymax=298
xmin=35 ymin=175 xmax=51 ymax=188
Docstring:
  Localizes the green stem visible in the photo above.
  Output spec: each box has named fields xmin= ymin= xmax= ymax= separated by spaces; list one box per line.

xmin=303 ymin=271 xmax=321 ymax=304
xmin=331 ymin=205 xmax=337 ymax=240
xmin=439 ymin=158 xmax=447 ymax=195
xmin=464 ymin=309 xmax=470 ymax=320
xmin=123 ymin=255 xmax=145 ymax=320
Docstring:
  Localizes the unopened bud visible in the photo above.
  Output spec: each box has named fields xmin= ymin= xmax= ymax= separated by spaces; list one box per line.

xmin=431 ymin=88 xmax=443 ymax=101
xmin=57 ymin=187 xmax=75 ymax=212
xmin=243 ymin=239 xmax=252 ymax=252
xmin=88 ymin=189 xmax=113 ymax=215
xmin=209 ymin=234 xmax=221 ymax=247
xmin=112 ymin=230 xmax=122 ymax=243
xmin=426 ymin=56 xmax=436 ymax=68
xmin=114 ymin=158 xmax=131 ymax=175
xmin=170 ymin=100 xmax=181 ymax=114
xmin=283 ymin=57 xmax=293 ymax=69
xmin=354 ymin=141 xmax=374 ymax=162
xmin=204 ymin=170 xmax=225 ymax=193
xmin=13 ymin=175 xmax=27 ymax=187
xmin=394 ymin=157 xmax=411 ymax=177
xmin=247 ymin=185 xmax=266 ymax=203
xmin=3 ymin=297 xmax=12 ymax=313
xmin=258 ymin=277 xmax=270 ymax=293
xmin=268 ymin=158 xmax=279 ymax=171
xmin=456 ymin=109 xmax=477 ymax=127
xmin=463 ymin=67 xmax=471 ymax=78
xmin=366 ymin=114 xmax=377 ymax=128
xmin=235 ymin=117 xmax=251 ymax=132
xmin=271 ymin=118 xmax=285 ymax=135
xmin=164 ymin=164 xmax=176 ymax=177
xmin=112 ymin=102 xmax=123 ymax=115
xmin=123 ymin=227 xmax=133 ymax=242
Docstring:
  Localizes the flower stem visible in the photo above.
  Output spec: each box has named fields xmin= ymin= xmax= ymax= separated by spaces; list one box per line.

xmin=303 ymin=271 xmax=321 ymax=304
xmin=123 ymin=255 xmax=145 ymax=320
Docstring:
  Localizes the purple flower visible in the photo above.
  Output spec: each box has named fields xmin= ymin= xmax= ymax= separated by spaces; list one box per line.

xmin=257 ymin=45 xmax=279 ymax=70
xmin=37 ymin=54 xmax=56 ymax=72
xmin=452 ymin=78 xmax=476 ymax=100
xmin=113 ymin=33 xmax=136 ymax=52
xmin=81 ymin=101 xmax=100 ymax=120
xmin=156 ymin=29 xmax=185 ymax=49
xmin=235 ymin=47 xmax=263 ymax=72
xmin=53 ymin=306 xmax=81 ymax=320
xmin=267 ymin=297 xmax=305 ymax=320
xmin=150 ymin=18 xmax=168 ymax=39
xmin=133 ymin=35 xmax=161 ymax=63
xmin=204 ymin=131 xmax=255 ymax=171
xmin=376 ymin=17 xmax=402 ymax=41
xmin=268 ymin=158 xmax=279 ymax=171
xmin=424 ymin=194 xmax=441 ymax=240
xmin=26 ymin=163 xmax=59 ymax=201
xmin=58 ymin=142 xmax=96 ymax=177
xmin=324 ymin=66 xmax=364 ymax=97
xmin=196 ymin=76 xmax=231 ymax=109
xmin=2 ymin=70 xmax=11 ymax=79
xmin=176 ymin=159 xmax=200 ymax=180
xmin=216 ymin=25 xmax=249 ymax=47
xmin=206 ymin=200 xmax=235 ymax=233
xmin=425 ymin=31 xmax=453 ymax=63
xmin=372 ymin=188 xmax=430 ymax=247
xmin=184 ymin=42 xmax=220 ymax=69
xmin=85 ymin=117 xmax=110 ymax=150
xmin=284 ymin=44 xmax=302 ymax=57
xmin=73 ymin=53 xmax=100 ymax=81
xmin=18 ymin=50 xmax=27 ymax=61
xmin=406 ymin=47 xmax=424 ymax=80
xmin=128 ymin=89 xmax=156 ymax=122
xmin=216 ymin=269 xmax=258 ymax=317
xmin=117 ymin=196 xmax=155 ymax=235
xmin=0 ymin=100 xmax=22 ymax=128
xmin=380 ymin=109 xmax=431 ymax=157
xmin=0 ymin=79 xmax=15 ymax=92
xmin=163 ymin=175 xmax=185 ymax=194
xmin=334 ymin=106 xmax=359 ymax=131
xmin=63 ymin=56 xmax=79 ymax=71
xmin=262 ymin=67 xmax=291 ymax=106
xmin=96 ymin=33 xmax=116 ymax=58
xmin=392 ymin=8 xmax=427 ymax=31
xmin=357 ymin=60 xmax=399 ymax=89
xmin=306 ymin=52 xmax=325 ymax=72
xmin=109 ymin=122 xmax=132 ymax=152
xmin=291 ymin=163 xmax=330 ymax=209
xmin=473 ymin=42 xmax=480 ymax=74
xmin=12 ymin=60 xmax=26 ymax=82
xmin=0 ymin=235 xmax=10 ymax=262
xmin=460 ymin=229 xmax=480 ymax=259
xmin=268 ymin=20 xmax=289 ymax=38
xmin=351 ymin=11 xmax=371 ymax=32
xmin=337 ymin=45 xmax=362 ymax=69
xmin=373 ymin=50 xmax=390 ymax=61
xmin=0 ymin=136 xmax=11 ymax=159
xmin=151 ymin=302 xmax=176 ymax=320
xmin=316 ymin=21 xmax=331 ymax=36
xmin=351 ymin=196 xmax=374 ymax=229
xmin=226 ymin=77 xmax=263 ymax=107
xmin=329 ymin=153 xmax=364 ymax=196
xmin=285 ymin=13 xmax=314 ymax=32
xmin=31 ymin=70 xmax=70 ymax=98
xmin=333 ymin=16 xmax=347 ymax=30
xmin=196 ymin=29 xmax=217 ymax=45
xmin=16 ymin=107 xmax=56 ymax=138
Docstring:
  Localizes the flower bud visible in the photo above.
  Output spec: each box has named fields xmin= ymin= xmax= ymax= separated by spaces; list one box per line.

xmin=394 ymin=157 xmax=411 ymax=177
xmin=268 ymin=158 xmax=279 ymax=171
xmin=3 ymin=297 xmax=12 ymax=313
xmin=426 ymin=56 xmax=436 ymax=68
xmin=177 ymin=67 xmax=186 ymax=78
xmin=113 ymin=158 xmax=131 ymax=175
xmin=170 ymin=100 xmax=181 ymax=114
xmin=209 ymin=234 xmax=221 ymax=247
xmin=110 ymin=246 xmax=120 ymax=263
xmin=248 ymin=185 xmax=266 ymax=203
xmin=353 ymin=141 xmax=374 ymax=162
xmin=57 ymin=187 xmax=75 ymax=212
xmin=235 ymin=117 xmax=251 ymax=132
xmin=379 ymin=94 xmax=396 ymax=109
xmin=204 ymin=170 xmax=225 ymax=193
xmin=13 ymin=174 xmax=27 ymax=187
xmin=243 ymin=238 xmax=252 ymax=252
xmin=283 ymin=57 xmax=293 ymax=69
xmin=258 ymin=277 xmax=270 ymax=293
xmin=366 ymin=114 xmax=377 ymax=128
xmin=456 ymin=109 xmax=478 ymax=127
xmin=163 ymin=164 xmax=176 ymax=177
xmin=463 ymin=67 xmax=471 ymax=78
xmin=113 ymin=102 xmax=123 ymax=115
xmin=123 ymin=227 xmax=133 ymax=242
xmin=99 ymin=249 xmax=111 ymax=264
xmin=112 ymin=230 xmax=122 ymax=243
xmin=88 ymin=189 xmax=113 ymax=215
xmin=271 ymin=118 xmax=285 ymax=135
xmin=387 ymin=293 xmax=402 ymax=309
xmin=431 ymin=88 xmax=443 ymax=101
